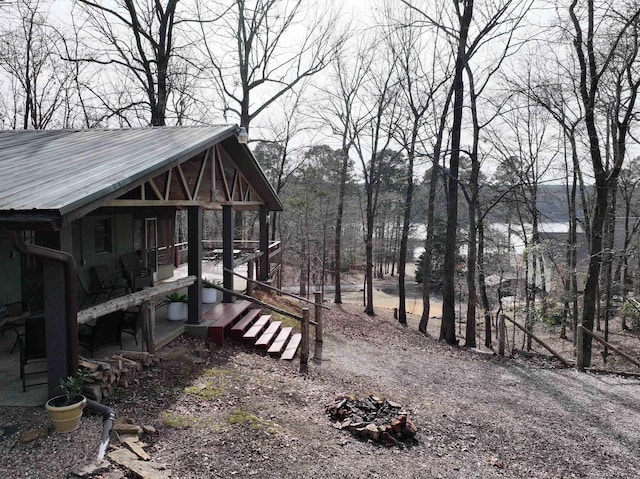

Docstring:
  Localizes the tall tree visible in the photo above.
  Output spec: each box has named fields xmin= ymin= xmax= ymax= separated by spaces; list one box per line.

xmin=569 ymin=0 xmax=640 ymax=367
xmin=73 ymin=0 xmax=182 ymax=126
xmin=195 ymin=0 xmax=344 ymax=132
xmin=351 ymin=48 xmax=399 ymax=316
xmin=318 ymin=47 xmax=370 ymax=304
xmin=0 ymin=0 xmax=72 ymax=129
xmin=384 ymin=1 xmax=449 ymax=325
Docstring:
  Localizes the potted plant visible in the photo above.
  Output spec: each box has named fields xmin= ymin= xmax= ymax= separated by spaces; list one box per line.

xmin=165 ymin=292 xmax=188 ymax=321
xmin=45 ymin=369 xmax=89 ymax=433
xmin=202 ymin=277 xmax=221 ymax=304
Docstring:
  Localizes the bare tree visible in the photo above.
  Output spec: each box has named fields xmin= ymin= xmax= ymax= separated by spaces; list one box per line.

xmin=194 ymin=0 xmax=345 ymax=132
xmin=72 ymin=0 xmax=183 ymax=126
xmin=350 ymin=42 xmax=400 ymax=316
xmin=0 ymin=0 xmax=72 ymax=129
xmin=383 ymin=1 xmax=450 ymax=326
xmin=317 ymin=46 xmax=372 ymax=304
xmin=569 ymin=0 xmax=640 ymax=368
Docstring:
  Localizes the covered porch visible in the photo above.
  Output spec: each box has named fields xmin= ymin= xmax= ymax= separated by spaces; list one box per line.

xmin=0 ymin=126 xmax=283 ymax=401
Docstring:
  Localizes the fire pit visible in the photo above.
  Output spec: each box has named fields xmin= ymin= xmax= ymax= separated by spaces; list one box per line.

xmin=325 ymin=395 xmax=417 ymax=447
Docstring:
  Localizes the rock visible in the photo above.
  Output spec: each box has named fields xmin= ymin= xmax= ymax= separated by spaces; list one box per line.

xmin=108 ymin=448 xmax=172 ymax=479
xmin=143 ymin=425 xmax=157 ymax=435
xmin=113 ymin=423 xmax=142 ymax=436
xmin=68 ymin=459 xmax=111 ymax=478
xmin=123 ymin=437 xmax=151 ymax=460
xmin=19 ymin=427 xmax=48 ymax=443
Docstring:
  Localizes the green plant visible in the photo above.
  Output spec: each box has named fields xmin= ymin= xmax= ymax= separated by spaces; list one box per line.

xmin=57 ymin=369 xmax=89 ymax=405
xmin=165 ymin=292 xmax=188 ymax=303
xmin=202 ymin=278 xmax=221 ymax=288
xmin=623 ymin=300 xmax=640 ymax=331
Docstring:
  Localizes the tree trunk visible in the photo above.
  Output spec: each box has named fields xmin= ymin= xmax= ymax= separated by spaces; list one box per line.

xmin=333 ymin=147 xmax=349 ymax=304
xmin=440 ymin=0 xmax=473 ymax=345
xmin=398 ymin=134 xmax=416 ymax=325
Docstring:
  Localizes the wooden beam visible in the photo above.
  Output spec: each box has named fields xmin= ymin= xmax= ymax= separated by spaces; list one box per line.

xmin=193 ymin=148 xmax=209 ymax=200
xmin=106 ymin=200 xmax=208 ymax=207
xmin=579 ymin=325 xmax=640 ymax=369
xmin=147 ymin=178 xmax=163 ymax=200
xmin=177 ymin=164 xmax=193 ymax=200
xmin=165 ymin=169 xmax=173 ymax=200
xmin=225 ymin=267 xmax=330 ymax=310
xmin=502 ymin=315 xmax=571 ymax=367
xmin=77 ymin=276 xmax=196 ymax=324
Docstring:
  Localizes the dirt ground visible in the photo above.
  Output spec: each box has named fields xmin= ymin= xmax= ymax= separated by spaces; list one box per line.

xmin=2 ymin=271 xmax=640 ymax=478
xmin=119 ymin=306 xmax=640 ymax=478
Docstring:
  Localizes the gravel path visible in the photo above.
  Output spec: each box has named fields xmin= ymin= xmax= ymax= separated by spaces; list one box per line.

xmin=1 ymin=303 xmax=640 ymax=478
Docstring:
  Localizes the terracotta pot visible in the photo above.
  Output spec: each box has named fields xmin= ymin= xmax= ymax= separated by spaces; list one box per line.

xmin=45 ymin=395 xmax=87 ymax=433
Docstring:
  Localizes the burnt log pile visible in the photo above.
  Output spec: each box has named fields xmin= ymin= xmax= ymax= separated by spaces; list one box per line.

xmin=325 ymin=395 xmax=417 ymax=447
xmin=78 ymin=351 xmax=160 ymax=403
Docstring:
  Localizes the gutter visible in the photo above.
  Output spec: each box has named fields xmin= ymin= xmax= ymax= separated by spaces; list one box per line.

xmin=4 ymin=230 xmax=79 ymax=379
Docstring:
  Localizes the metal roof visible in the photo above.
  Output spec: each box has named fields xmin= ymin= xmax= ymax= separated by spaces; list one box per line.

xmin=0 ymin=126 xmax=282 ymax=226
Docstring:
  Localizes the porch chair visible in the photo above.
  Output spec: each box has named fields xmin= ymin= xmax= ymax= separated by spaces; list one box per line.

xmin=121 ymin=307 xmax=141 ymax=346
xmin=77 ymin=274 xmax=110 ymax=308
xmin=0 ymin=301 xmax=30 ymax=354
xmin=93 ymin=264 xmax=128 ymax=299
xmin=17 ymin=316 xmax=47 ymax=391
xmin=120 ymin=252 xmax=153 ymax=293
xmin=78 ymin=310 xmax=124 ymax=357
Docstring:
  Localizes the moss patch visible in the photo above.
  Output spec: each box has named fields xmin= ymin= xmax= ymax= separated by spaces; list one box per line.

xmin=161 ymin=412 xmax=225 ymax=432
xmin=227 ymin=409 xmax=278 ymax=434
xmin=183 ymin=367 xmax=242 ymax=399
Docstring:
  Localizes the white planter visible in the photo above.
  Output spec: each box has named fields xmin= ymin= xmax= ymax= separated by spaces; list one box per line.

xmin=202 ymin=288 xmax=217 ymax=304
xmin=167 ymin=302 xmax=187 ymax=321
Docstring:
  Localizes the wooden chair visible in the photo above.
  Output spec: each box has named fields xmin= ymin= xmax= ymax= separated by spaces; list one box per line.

xmin=17 ymin=316 xmax=47 ymax=391
xmin=121 ymin=307 xmax=141 ymax=346
xmin=77 ymin=274 xmax=110 ymax=308
xmin=78 ymin=310 xmax=124 ymax=357
xmin=120 ymin=252 xmax=153 ymax=293
xmin=93 ymin=264 xmax=128 ymax=299
xmin=0 ymin=302 xmax=30 ymax=354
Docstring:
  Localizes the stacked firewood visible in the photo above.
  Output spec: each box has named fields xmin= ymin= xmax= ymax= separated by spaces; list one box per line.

xmin=326 ymin=394 xmax=418 ymax=447
xmin=78 ymin=351 xmax=160 ymax=403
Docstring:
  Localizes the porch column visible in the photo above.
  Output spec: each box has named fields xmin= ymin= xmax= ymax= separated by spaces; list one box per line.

xmin=43 ymin=258 xmax=68 ymax=398
xmin=222 ymin=204 xmax=234 ymax=303
xmin=44 ymin=226 xmax=74 ymax=398
xmin=259 ymin=205 xmax=269 ymax=283
xmin=187 ymin=206 xmax=202 ymax=324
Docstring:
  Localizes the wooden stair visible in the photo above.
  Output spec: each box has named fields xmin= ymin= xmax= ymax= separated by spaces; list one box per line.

xmin=205 ymin=300 xmax=252 ymax=346
xmin=254 ymin=321 xmax=282 ymax=349
xmin=207 ymin=301 xmax=302 ymax=360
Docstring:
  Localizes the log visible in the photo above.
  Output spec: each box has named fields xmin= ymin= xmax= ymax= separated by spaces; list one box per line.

xmin=579 ymin=325 xmax=640 ymax=369
xmin=77 ymin=276 xmax=196 ymax=324
xmin=141 ymin=301 xmax=156 ymax=354
xmin=502 ymin=315 xmax=571 ymax=367
xmin=586 ymin=368 xmax=640 ymax=379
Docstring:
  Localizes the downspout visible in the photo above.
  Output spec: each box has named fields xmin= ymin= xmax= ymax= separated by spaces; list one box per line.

xmin=6 ymin=231 xmax=79 ymax=377
xmin=86 ymin=399 xmax=116 ymax=461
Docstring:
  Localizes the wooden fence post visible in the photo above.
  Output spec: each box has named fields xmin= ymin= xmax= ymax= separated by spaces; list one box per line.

xmin=300 ymin=308 xmax=310 ymax=374
xmin=498 ymin=315 xmax=506 ymax=356
xmin=314 ymin=292 xmax=323 ymax=343
xmin=141 ymin=301 xmax=156 ymax=354
xmin=247 ymin=260 xmax=255 ymax=296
